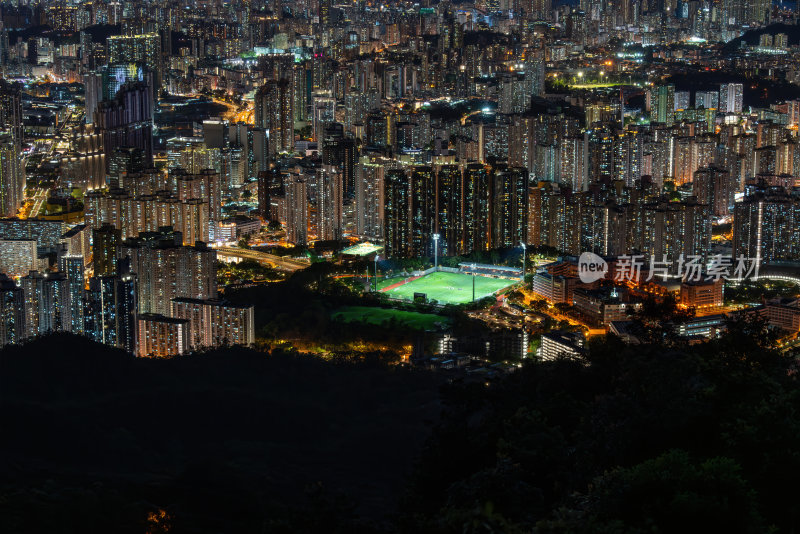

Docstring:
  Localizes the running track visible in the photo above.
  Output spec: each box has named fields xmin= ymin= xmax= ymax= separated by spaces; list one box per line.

xmin=380 ymin=275 xmax=423 ymax=292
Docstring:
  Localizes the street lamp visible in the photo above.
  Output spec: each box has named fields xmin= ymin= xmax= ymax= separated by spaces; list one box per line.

xmin=433 ymin=233 xmax=440 ymax=272
xmin=521 ymin=242 xmax=527 ymax=284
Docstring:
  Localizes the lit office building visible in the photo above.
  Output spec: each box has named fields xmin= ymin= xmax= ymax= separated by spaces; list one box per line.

xmin=20 ymin=271 xmax=44 ymax=340
xmin=411 ymin=166 xmax=435 ymax=257
xmin=0 ymin=218 xmax=65 ymax=251
xmin=137 ymin=314 xmax=189 ymax=358
xmin=171 ymin=298 xmax=255 ymax=350
xmin=693 ymin=167 xmax=733 ymax=217
xmin=384 ymin=168 xmax=411 ymax=257
xmin=106 ymin=33 xmax=162 ymax=86
xmin=60 ymin=255 xmax=86 ymax=335
xmin=60 ymin=224 xmax=91 ymax=267
xmin=354 ymin=159 xmax=384 ymax=239
xmin=651 ymin=84 xmax=675 ymax=126
xmin=316 ymin=166 xmax=343 ymax=241
xmin=94 ymin=81 xmax=154 ymax=171
xmin=255 ymin=79 xmax=294 ymax=156
xmin=463 ymin=163 xmax=491 ymax=253
xmin=0 ymin=240 xmax=40 ymax=278
xmin=0 ymin=135 xmax=23 ymax=217
xmin=120 ymin=229 xmax=217 ymax=317
xmin=286 ymin=174 xmax=308 ymax=245
xmin=436 ymin=165 xmax=462 ymax=257
xmin=19 ymin=271 xmax=72 ymax=337
xmin=491 ymin=166 xmax=528 ymax=249
xmin=87 ymin=273 xmax=137 ymax=352
xmin=733 ymin=189 xmax=800 ymax=264
xmin=0 ymin=274 xmax=23 ymax=348
xmin=720 ymin=83 xmax=744 ymax=114
xmin=40 ymin=272 xmax=72 ymax=334
xmin=93 ymin=224 xmax=121 ymax=276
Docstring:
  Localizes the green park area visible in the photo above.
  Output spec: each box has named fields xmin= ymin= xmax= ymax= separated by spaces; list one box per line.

xmin=378 ymin=271 xmax=515 ymax=305
xmin=331 ymin=306 xmax=450 ymax=331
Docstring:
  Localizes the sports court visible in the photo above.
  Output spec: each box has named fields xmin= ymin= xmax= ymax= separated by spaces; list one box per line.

xmin=379 ymin=271 xmax=515 ymax=305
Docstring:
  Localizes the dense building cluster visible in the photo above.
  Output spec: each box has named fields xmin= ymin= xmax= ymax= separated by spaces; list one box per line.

xmin=0 ymin=220 xmax=253 ymax=356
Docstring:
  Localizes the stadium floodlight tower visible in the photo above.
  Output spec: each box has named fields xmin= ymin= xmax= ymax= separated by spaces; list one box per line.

xmin=472 ymin=263 xmax=477 ymax=302
xmin=521 ymin=242 xmax=526 ymax=283
xmin=433 ymin=233 xmax=440 ymax=272
xmin=374 ymin=255 xmax=380 ymax=292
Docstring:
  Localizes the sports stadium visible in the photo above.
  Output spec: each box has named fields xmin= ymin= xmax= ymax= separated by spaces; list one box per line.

xmin=378 ymin=264 xmax=521 ymax=305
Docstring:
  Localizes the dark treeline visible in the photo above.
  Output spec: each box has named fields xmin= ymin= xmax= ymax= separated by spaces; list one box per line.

xmin=403 ymin=315 xmax=800 ymax=533
xmin=0 ymin=334 xmax=442 ymax=533
xmin=2 ymin=315 xmax=800 ymax=532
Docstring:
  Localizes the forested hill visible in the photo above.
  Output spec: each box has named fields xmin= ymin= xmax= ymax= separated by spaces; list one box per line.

xmin=403 ymin=316 xmax=800 ymax=533
xmin=2 ymin=319 xmax=800 ymax=532
xmin=0 ymin=334 xmax=442 ymax=533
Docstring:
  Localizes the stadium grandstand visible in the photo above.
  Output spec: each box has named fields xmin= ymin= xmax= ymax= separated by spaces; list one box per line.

xmin=459 ymin=263 xmax=523 ymax=279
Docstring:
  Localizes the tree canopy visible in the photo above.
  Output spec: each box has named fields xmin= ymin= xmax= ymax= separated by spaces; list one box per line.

xmin=2 ymin=316 xmax=800 ymax=532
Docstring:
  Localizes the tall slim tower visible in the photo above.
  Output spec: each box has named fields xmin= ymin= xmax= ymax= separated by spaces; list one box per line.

xmin=61 ymin=255 xmax=86 ymax=335
xmin=463 ymin=163 xmax=491 ymax=253
xmin=94 ymin=81 xmax=154 ymax=173
xmin=411 ymin=166 xmax=435 ymax=257
xmin=436 ymin=165 xmax=462 ymax=256
xmin=87 ymin=273 xmax=137 ymax=352
xmin=286 ymin=175 xmax=308 ymax=245
xmin=0 ymin=80 xmax=23 ymax=152
xmin=0 ymin=81 xmax=23 ymax=217
xmin=255 ymin=79 xmax=295 ymax=156
xmin=355 ymin=159 xmax=384 ymax=240
xmin=0 ymin=135 xmax=22 ymax=217
xmin=0 ymin=274 xmax=24 ymax=348
xmin=384 ymin=168 xmax=411 ymax=258
xmin=316 ymin=166 xmax=343 ymax=241
xmin=93 ymin=224 xmax=122 ymax=276
xmin=653 ymin=84 xmax=675 ymax=125
xmin=492 ymin=166 xmax=529 ymax=248
xmin=720 ymin=83 xmax=744 ymax=114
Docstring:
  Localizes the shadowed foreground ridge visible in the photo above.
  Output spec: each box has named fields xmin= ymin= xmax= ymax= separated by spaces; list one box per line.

xmin=403 ymin=316 xmax=800 ymax=533
xmin=0 ymin=334 xmax=442 ymax=533
xmin=2 ymin=319 xmax=800 ymax=533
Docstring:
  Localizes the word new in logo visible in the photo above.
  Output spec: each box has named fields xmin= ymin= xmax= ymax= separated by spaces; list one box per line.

xmin=578 ymin=252 xmax=608 ymax=284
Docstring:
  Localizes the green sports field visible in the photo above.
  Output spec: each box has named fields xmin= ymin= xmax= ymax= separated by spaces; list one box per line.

xmin=331 ymin=306 xmax=450 ymax=330
xmin=380 ymin=271 xmax=516 ymax=305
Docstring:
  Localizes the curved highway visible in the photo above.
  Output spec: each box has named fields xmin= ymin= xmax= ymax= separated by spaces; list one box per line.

xmin=216 ymin=247 xmax=309 ymax=272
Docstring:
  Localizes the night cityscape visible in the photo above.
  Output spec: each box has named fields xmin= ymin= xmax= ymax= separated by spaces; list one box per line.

xmin=2 ymin=0 xmax=800 ymax=531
